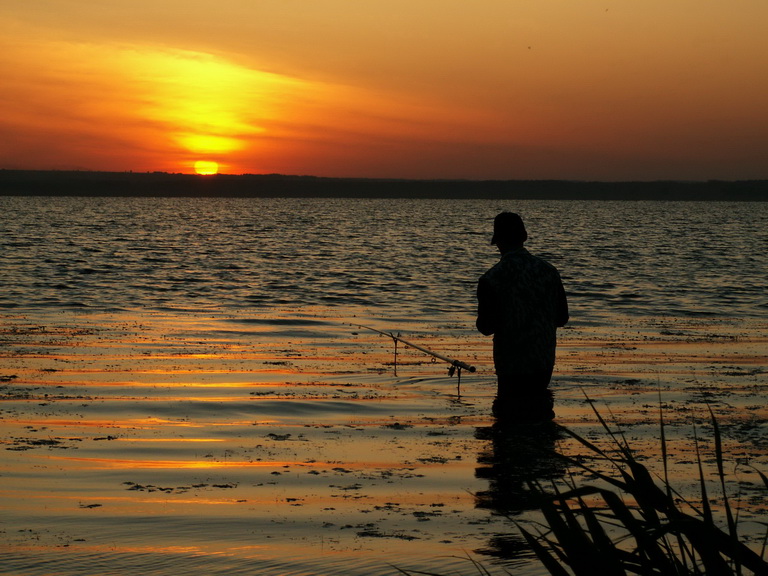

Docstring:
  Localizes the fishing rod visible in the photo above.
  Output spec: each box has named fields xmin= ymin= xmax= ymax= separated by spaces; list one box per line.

xmin=348 ymin=322 xmax=475 ymax=397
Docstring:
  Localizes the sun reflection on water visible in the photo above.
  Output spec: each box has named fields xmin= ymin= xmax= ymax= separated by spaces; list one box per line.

xmin=1 ymin=305 xmax=766 ymax=576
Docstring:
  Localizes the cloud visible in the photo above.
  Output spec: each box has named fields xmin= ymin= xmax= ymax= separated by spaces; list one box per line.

xmin=2 ymin=3 xmax=768 ymax=178
xmin=0 ymin=32 xmax=327 ymax=171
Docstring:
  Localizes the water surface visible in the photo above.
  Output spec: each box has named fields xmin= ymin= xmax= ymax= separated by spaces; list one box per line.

xmin=1 ymin=197 xmax=766 ymax=575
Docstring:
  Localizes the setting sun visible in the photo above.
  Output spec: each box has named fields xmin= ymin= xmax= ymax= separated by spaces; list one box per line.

xmin=194 ymin=160 xmax=219 ymax=175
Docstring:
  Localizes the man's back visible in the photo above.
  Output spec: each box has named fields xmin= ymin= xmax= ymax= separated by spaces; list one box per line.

xmin=477 ymin=246 xmax=568 ymax=377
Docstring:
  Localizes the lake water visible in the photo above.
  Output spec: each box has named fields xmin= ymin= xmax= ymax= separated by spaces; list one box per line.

xmin=2 ymin=197 xmax=767 ymax=320
xmin=1 ymin=196 xmax=766 ymax=575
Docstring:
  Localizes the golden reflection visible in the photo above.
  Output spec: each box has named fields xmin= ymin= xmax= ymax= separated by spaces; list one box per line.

xmin=47 ymin=457 xmax=323 ymax=469
xmin=118 ymin=438 xmax=226 ymax=443
xmin=43 ymin=456 xmax=443 ymax=471
xmin=7 ymin=418 xmax=204 ymax=429
xmin=8 ymin=418 xmax=147 ymax=429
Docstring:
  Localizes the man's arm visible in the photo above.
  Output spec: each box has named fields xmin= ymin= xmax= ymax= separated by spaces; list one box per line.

xmin=555 ymin=280 xmax=569 ymax=327
xmin=476 ymin=278 xmax=497 ymax=336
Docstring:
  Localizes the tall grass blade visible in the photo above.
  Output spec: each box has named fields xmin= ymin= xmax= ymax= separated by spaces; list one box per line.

xmin=393 ymin=555 xmax=496 ymax=576
xmin=660 ymin=392 xmax=671 ymax=501
xmin=558 ymin=424 xmax=621 ymax=467
xmin=602 ymin=488 xmax=681 ymax=574
xmin=461 ymin=553 xmax=495 ymax=576
xmin=391 ymin=567 xmax=447 ymax=576
xmin=583 ymin=393 xmax=633 ymax=461
xmin=709 ymin=405 xmax=740 ymax=574
xmin=692 ymin=423 xmax=714 ymax=527
xmin=503 ymin=398 xmax=768 ymax=576
xmin=517 ymin=525 xmax=571 ymax=576
xmin=659 ymin=394 xmax=694 ymax=574
xmin=754 ymin=468 xmax=768 ymax=491
xmin=576 ymin=496 xmax=626 ymax=572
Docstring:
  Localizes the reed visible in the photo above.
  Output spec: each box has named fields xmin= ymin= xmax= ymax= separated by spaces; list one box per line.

xmin=397 ymin=401 xmax=768 ymax=576
xmin=517 ymin=401 xmax=768 ymax=575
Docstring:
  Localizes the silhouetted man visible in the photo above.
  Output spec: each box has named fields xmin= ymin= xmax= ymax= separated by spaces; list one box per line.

xmin=476 ymin=212 xmax=569 ymax=423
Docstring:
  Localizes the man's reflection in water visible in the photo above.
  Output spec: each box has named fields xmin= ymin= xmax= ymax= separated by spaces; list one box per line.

xmin=474 ymin=421 xmax=568 ymax=561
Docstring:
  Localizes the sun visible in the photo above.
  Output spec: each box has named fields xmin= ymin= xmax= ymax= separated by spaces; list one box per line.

xmin=194 ymin=160 xmax=219 ymax=175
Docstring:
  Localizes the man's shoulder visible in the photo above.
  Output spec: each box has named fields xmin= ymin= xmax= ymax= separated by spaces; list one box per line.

xmin=517 ymin=248 xmax=561 ymax=274
xmin=506 ymin=248 xmax=559 ymax=271
xmin=530 ymin=253 xmax=561 ymax=274
xmin=479 ymin=258 xmax=505 ymax=283
xmin=481 ymin=249 xmax=562 ymax=282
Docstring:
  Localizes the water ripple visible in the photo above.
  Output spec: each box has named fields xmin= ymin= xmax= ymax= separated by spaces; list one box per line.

xmin=1 ymin=196 xmax=766 ymax=324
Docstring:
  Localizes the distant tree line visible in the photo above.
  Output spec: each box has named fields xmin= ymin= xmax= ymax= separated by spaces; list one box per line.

xmin=1 ymin=169 xmax=767 ymax=201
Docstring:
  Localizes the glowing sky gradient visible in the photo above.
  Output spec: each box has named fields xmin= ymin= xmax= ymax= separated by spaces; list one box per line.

xmin=2 ymin=1 xmax=767 ymax=180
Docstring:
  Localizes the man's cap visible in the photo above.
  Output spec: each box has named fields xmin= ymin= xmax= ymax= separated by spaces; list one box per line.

xmin=491 ymin=212 xmax=528 ymax=245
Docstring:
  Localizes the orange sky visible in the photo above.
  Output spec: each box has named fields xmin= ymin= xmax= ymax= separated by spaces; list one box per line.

xmin=1 ymin=1 xmax=767 ymax=180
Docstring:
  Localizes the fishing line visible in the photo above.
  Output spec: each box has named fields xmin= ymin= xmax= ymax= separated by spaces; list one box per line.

xmin=346 ymin=321 xmax=475 ymax=397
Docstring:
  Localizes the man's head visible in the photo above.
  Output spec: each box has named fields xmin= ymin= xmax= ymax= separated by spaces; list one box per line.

xmin=491 ymin=212 xmax=528 ymax=247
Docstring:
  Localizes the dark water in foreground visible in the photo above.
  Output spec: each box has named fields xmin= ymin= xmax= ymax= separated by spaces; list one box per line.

xmin=1 ymin=197 xmax=766 ymax=576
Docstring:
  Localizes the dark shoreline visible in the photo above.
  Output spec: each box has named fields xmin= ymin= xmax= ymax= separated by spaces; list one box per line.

xmin=1 ymin=169 xmax=767 ymax=201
